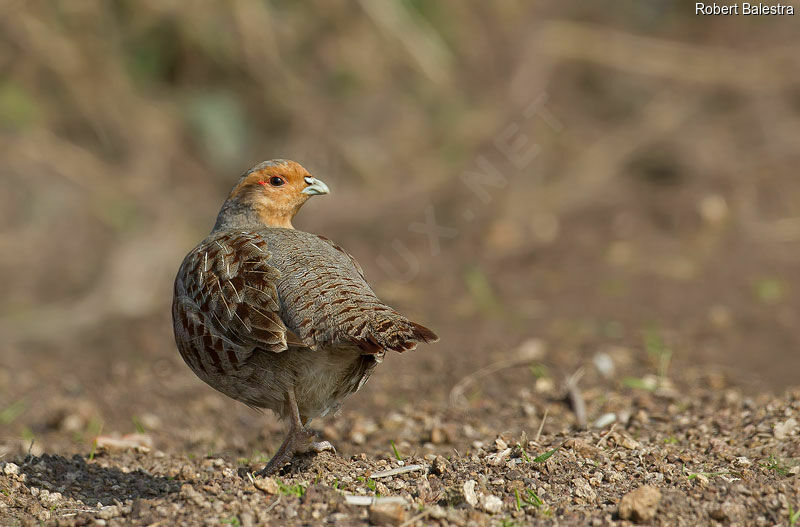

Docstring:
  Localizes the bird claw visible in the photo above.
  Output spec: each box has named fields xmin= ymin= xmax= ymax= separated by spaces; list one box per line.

xmin=296 ymin=430 xmax=336 ymax=455
xmin=309 ymin=440 xmax=336 ymax=454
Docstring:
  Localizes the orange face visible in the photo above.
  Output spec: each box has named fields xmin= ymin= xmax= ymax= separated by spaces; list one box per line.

xmin=227 ymin=160 xmax=329 ymax=228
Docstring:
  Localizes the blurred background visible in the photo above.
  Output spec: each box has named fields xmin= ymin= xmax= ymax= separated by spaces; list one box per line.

xmin=1 ymin=1 xmax=799 ymax=457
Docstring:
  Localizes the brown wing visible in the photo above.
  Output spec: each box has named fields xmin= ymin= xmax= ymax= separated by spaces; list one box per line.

xmin=265 ymin=229 xmax=438 ymax=354
xmin=172 ymin=231 xmax=288 ymax=376
xmin=315 ymin=234 xmax=366 ymax=280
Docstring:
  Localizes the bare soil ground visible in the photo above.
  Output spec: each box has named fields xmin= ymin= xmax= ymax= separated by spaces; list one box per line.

xmin=1 ymin=354 xmax=799 ymax=526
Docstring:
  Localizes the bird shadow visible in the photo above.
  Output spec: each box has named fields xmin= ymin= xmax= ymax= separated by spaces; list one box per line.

xmin=17 ymin=453 xmax=180 ymax=506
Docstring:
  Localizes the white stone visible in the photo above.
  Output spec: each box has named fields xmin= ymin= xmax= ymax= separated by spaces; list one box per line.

xmin=774 ymin=418 xmax=797 ymax=440
xmin=463 ymin=480 xmax=478 ymax=507
xmin=481 ymin=494 xmax=504 ymax=514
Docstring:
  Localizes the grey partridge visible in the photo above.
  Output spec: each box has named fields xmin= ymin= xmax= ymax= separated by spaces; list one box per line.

xmin=172 ymin=160 xmax=438 ymax=475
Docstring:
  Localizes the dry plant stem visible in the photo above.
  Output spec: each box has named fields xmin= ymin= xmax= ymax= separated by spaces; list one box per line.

xmin=538 ymin=19 xmax=800 ymax=91
xmin=399 ymin=509 xmax=432 ymax=527
xmin=535 ymin=407 xmax=549 ymax=442
xmin=370 ymin=464 xmax=426 ymax=479
xmin=264 ymin=494 xmax=282 ymax=513
xmin=596 ymin=423 xmax=617 ymax=449
xmin=565 ymin=367 xmax=587 ymax=429
xmin=450 ymin=356 xmax=543 ymax=407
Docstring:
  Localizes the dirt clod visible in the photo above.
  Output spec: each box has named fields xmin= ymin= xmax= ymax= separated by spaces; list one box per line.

xmin=709 ymin=499 xmax=746 ymax=523
xmin=253 ymin=476 xmax=280 ymax=494
xmin=618 ymin=485 xmax=662 ymax=523
xmin=368 ymin=502 xmax=406 ymax=526
xmin=431 ymin=455 xmax=448 ymax=476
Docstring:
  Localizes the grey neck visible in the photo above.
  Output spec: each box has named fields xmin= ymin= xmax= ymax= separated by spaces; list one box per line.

xmin=211 ymin=200 xmax=266 ymax=232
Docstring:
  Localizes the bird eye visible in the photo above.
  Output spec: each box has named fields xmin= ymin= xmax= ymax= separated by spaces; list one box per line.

xmin=269 ymin=176 xmax=285 ymax=187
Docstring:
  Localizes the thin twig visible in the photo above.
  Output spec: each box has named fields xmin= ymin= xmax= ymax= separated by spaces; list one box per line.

xmin=537 ymin=19 xmax=799 ymax=91
xmin=357 ymin=0 xmax=452 ymax=84
xmin=450 ymin=355 xmax=544 ymax=407
xmin=565 ymin=367 xmax=587 ymax=429
xmin=400 ymin=508 xmax=432 ymax=527
xmin=344 ymin=495 xmax=407 ymax=506
xmin=535 ymin=407 xmax=549 ymax=442
xmin=264 ymin=494 xmax=282 ymax=513
xmin=596 ymin=423 xmax=617 ymax=449
xmin=370 ymin=464 xmax=426 ymax=479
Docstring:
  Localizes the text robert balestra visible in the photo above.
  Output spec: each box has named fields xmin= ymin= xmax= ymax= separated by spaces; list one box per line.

xmin=696 ymin=2 xmax=795 ymax=14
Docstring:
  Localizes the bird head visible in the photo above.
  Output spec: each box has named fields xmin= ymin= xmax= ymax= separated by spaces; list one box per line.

xmin=214 ymin=159 xmax=329 ymax=230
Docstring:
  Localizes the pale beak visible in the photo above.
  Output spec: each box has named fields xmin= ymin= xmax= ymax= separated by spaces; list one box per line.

xmin=302 ymin=176 xmax=330 ymax=195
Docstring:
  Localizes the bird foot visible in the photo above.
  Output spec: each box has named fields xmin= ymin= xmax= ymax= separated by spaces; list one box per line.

xmin=254 ymin=428 xmax=335 ymax=476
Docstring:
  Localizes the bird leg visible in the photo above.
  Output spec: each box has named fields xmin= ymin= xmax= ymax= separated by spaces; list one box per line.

xmin=253 ymin=427 xmax=304 ymax=477
xmin=254 ymin=387 xmax=334 ymax=476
